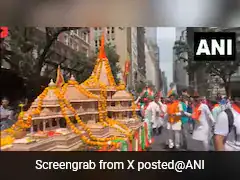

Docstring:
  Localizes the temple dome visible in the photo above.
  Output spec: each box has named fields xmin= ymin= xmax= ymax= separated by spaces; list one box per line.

xmin=63 ymin=75 xmax=99 ymax=101
xmin=32 ymin=79 xmax=60 ymax=107
xmin=112 ymin=90 xmax=132 ymax=100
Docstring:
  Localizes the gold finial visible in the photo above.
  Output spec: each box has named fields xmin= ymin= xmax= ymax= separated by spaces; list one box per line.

xmin=70 ymin=74 xmax=76 ymax=81
xmin=48 ymin=79 xmax=56 ymax=87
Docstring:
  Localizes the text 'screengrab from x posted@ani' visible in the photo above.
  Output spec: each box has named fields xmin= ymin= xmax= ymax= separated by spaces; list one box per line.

xmin=35 ymin=159 xmax=204 ymax=173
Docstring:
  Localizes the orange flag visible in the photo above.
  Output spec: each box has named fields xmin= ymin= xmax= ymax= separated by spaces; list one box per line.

xmin=56 ymin=65 xmax=65 ymax=87
xmin=123 ymin=53 xmax=131 ymax=84
xmin=98 ymin=32 xmax=106 ymax=59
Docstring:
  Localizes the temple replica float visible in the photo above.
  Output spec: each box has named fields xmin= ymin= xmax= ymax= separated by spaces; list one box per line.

xmin=0 ymin=34 xmax=152 ymax=151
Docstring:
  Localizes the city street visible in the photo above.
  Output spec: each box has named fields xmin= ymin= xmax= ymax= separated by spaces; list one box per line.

xmin=150 ymin=128 xmax=214 ymax=151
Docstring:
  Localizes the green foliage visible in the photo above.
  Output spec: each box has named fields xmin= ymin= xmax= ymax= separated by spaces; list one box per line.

xmin=1 ymin=27 xmax=121 ymax=100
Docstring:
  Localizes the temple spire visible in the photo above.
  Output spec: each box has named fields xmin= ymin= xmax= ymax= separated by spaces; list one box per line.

xmin=98 ymin=32 xmax=106 ymax=59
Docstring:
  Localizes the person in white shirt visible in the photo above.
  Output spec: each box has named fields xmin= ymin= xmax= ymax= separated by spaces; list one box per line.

xmin=145 ymin=96 xmax=161 ymax=136
xmin=184 ymin=96 xmax=215 ymax=151
xmin=214 ymin=98 xmax=240 ymax=151
xmin=159 ymin=97 xmax=167 ymax=129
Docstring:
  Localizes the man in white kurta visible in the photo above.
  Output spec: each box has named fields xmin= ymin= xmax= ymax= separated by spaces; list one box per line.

xmin=184 ymin=98 xmax=215 ymax=151
xmin=159 ymin=98 xmax=167 ymax=129
xmin=145 ymin=96 xmax=161 ymax=136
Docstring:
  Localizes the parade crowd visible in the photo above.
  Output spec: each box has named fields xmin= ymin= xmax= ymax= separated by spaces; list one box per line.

xmin=135 ymin=87 xmax=240 ymax=151
xmin=1 ymin=87 xmax=240 ymax=151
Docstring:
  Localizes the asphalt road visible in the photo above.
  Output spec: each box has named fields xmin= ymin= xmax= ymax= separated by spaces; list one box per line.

xmin=150 ymin=128 xmax=214 ymax=151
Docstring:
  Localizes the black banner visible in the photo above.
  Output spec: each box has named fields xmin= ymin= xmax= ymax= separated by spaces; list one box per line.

xmin=0 ymin=152 xmax=239 ymax=180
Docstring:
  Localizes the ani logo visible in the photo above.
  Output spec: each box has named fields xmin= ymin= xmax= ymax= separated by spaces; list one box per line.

xmin=0 ymin=27 xmax=9 ymax=38
xmin=194 ymin=32 xmax=236 ymax=61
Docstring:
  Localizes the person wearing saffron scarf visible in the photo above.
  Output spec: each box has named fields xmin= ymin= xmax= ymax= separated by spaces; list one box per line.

xmin=214 ymin=97 xmax=240 ymax=151
xmin=184 ymin=96 xmax=215 ymax=151
xmin=166 ymin=93 xmax=182 ymax=149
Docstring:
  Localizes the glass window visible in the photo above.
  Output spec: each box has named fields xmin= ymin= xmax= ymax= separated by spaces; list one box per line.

xmin=111 ymin=27 xmax=114 ymax=33
xmin=64 ymin=35 xmax=69 ymax=45
xmin=76 ymin=44 xmax=79 ymax=51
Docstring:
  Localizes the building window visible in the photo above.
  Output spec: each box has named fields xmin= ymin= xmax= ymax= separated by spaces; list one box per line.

xmin=69 ymin=38 xmax=73 ymax=48
xmin=111 ymin=27 xmax=114 ymax=34
xmin=99 ymin=40 xmax=101 ymax=46
xmin=64 ymin=35 xmax=69 ymax=45
xmin=86 ymin=49 xmax=89 ymax=57
xmin=95 ymin=40 xmax=98 ymax=48
xmin=74 ymin=30 xmax=79 ymax=36
xmin=76 ymin=44 xmax=79 ymax=51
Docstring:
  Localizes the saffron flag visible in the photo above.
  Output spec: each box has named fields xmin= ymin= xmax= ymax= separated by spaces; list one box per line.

xmin=123 ymin=53 xmax=131 ymax=84
xmin=146 ymin=88 xmax=154 ymax=96
xmin=167 ymin=83 xmax=177 ymax=97
xmin=56 ymin=65 xmax=65 ymax=87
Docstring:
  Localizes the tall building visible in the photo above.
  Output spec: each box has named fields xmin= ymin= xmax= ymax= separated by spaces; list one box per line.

xmin=145 ymin=27 xmax=161 ymax=91
xmin=145 ymin=42 xmax=159 ymax=89
xmin=145 ymin=27 xmax=158 ymax=45
xmin=131 ymin=27 xmax=139 ymax=89
xmin=173 ymin=27 xmax=189 ymax=93
xmin=137 ymin=27 xmax=146 ymax=80
xmin=161 ymin=71 xmax=168 ymax=96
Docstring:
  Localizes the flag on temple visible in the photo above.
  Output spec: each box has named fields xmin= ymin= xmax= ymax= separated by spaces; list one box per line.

xmin=56 ymin=65 xmax=65 ymax=87
xmin=167 ymin=83 xmax=177 ymax=97
xmin=99 ymin=32 xmax=106 ymax=59
xmin=123 ymin=53 xmax=131 ymax=84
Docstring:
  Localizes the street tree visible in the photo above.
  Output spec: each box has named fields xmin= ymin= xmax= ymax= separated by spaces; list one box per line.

xmin=1 ymin=27 xmax=90 ymax=99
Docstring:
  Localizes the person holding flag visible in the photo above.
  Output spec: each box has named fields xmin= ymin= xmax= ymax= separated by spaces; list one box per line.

xmin=183 ymin=93 xmax=215 ymax=151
